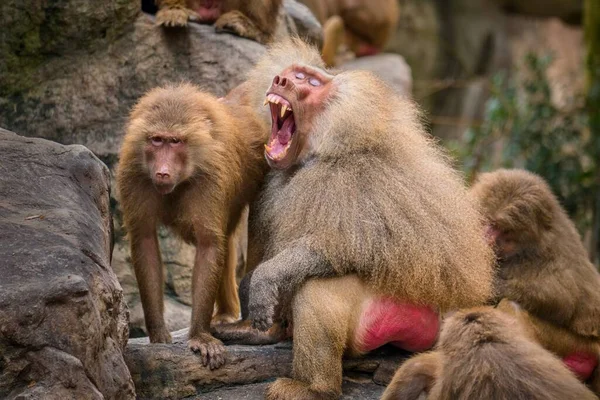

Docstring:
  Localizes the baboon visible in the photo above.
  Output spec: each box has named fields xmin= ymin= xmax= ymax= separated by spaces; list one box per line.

xmin=214 ymin=38 xmax=495 ymax=399
xmin=299 ymin=0 xmax=400 ymax=66
xmin=155 ymin=0 xmax=282 ymax=44
xmin=116 ymin=83 xmax=268 ymax=369
xmin=471 ymin=169 xmax=600 ymax=382
xmin=381 ymin=306 xmax=597 ymax=400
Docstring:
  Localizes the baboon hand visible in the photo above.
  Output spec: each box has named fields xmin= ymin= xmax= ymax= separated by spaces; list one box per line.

xmin=188 ymin=333 xmax=226 ymax=370
xmin=248 ymin=277 xmax=278 ymax=331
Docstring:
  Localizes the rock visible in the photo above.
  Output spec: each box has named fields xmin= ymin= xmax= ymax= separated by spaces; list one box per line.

xmin=0 ymin=129 xmax=134 ymax=399
xmin=124 ymin=329 xmax=410 ymax=399
xmin=505 ymin=15 xmax=584 ymax=109
xmin=198 ymin=381 xmax=386 ymax=400
xmin=0 ymin=14 xmax=266 ymax=158
xmin=341 ymin=53 xmax=413 ymax=96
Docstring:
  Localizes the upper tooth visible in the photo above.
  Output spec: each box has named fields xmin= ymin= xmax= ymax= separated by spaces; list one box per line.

xmin=280 ymin=105 xmax=287 ymax=118
xmin=263 ymin=98 xmax=269 ymax=106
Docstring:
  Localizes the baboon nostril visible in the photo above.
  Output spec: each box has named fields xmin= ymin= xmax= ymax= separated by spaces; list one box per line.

xmin=273 ymin=76 xmax=280 ymax=85
xmin=281 ymin=77 xmax=288 ymax=86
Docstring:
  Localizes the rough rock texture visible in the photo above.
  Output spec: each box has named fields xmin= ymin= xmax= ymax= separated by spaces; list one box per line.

xmin=199 ymin=381 xmax=386 ymax=400
xmin=0 ymin=129 xmax=134 ymax=399
xmin=125 ymin=329 xmax=408 ymax=399
xmin=0 ymin=14 xmax=266 ymax=158
xmin=341 ymin=54 xmax=413 ymax=96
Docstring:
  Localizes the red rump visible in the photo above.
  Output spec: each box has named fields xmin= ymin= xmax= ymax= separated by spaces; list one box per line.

xmin=356 ymin=297 xmax=440 ymax=353
xmin=563 ymin=352 xmax=599 ymax=381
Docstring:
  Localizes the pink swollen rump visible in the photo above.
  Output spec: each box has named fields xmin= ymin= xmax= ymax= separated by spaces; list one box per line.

xmin=356 ymin=297 xmax=440 ymax=353
xmin=563 ymin=352 xmax=598 ymax=381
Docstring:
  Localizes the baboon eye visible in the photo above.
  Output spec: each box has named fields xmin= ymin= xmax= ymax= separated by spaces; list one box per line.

xmin=171 ymin=138 xmax=181 ymax=144
xmin=309 ymin=77 xmax=321 ymax=87
xmin=295 ymin=72 xmax=306 ymax=79
xmin=151 ymin=137 xmax=163 ymax=146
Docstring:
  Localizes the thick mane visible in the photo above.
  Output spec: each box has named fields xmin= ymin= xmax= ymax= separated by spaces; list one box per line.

xmin=254 ymin=59 xmax=494 ymax=310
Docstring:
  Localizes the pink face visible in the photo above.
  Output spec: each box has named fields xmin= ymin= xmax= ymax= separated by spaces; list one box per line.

xmin=144 ymin=134 xmax=188 ymax=195
xmin=264 ymin=64 xmax=334 ymax=169
xmin=485 ymin=224 xmax=518 ymax=260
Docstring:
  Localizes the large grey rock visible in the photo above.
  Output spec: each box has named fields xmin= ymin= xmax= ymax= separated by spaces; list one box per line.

xmin=0 ymin=14 xmax=266 ymax=158
xmin=0 ymin=129 xmax=134 ymax=399
xmin=124 ymin=329 xmax=408 ymax=399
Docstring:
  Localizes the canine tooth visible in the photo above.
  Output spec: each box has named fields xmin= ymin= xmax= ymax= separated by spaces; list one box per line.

xmin=280 ymin=105 xmax=287 ymax=118
xmin=263 ymin=98 xmax=268 ymax=106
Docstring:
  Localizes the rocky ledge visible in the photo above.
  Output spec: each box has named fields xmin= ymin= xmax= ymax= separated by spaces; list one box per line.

xmin=125 ymin=329 xmax=409 ymax=399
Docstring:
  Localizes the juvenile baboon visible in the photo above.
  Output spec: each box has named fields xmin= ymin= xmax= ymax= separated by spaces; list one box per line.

xmin=471 ymin=169 xmax=600 ymax=382
xmin=214 ymin=38 xmax=495 ymax=399
xmin=156 ymin=0 xmax=282 ymax=44
xmin=299 ymin=0 xmax=400 ymax=66
xmin=116 ymin=83 xmax=268 ymax=369
xmin=381 ymin=307 xmax=597 ymax=400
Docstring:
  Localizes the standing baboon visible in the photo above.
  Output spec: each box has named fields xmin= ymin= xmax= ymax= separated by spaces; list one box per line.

xmin=471 ymin=169 xmax=600 ymax=384
xmin=381 ymin=306 xmax=597 ymax=400
xmin=214 ymin=38 xmax=495 ymax=399
xmin=116 ymin=83 xmax=268 ymax=369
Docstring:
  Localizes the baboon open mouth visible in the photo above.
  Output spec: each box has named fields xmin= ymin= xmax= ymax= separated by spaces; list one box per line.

xmin=265 ymin=93 xmax=296 ymax=161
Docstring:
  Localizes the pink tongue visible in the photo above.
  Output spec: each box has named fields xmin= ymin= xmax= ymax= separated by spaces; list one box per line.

xmin=277 ymin=117 xmax=295 ymax=145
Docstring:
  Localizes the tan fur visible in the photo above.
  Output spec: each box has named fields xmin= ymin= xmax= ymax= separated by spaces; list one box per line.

xmin=253 ymin=44 xmax=494 ymax=311
xmin=213 ymin=39 xmax=494 ymax=399
xmin=383 ymin=307 xmax=598 ymax=400
xmin=156 ymin=0 xmax=282 ymax=44
xmin=498 ymin=299 xmax=600 ymax=357
xmin=380 ymin=352 xmax=439 ymax=400
xmin=299 ymin=0 xmax=400 ymax=65
xmin=471 ymin=169 xmax=600 ymax=336
xmin=116 ymin=83 xmax=268 ymax=368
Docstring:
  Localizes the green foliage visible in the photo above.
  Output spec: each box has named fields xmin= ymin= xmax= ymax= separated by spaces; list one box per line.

xmin=451 ymin=53 xmax=596 ymax=229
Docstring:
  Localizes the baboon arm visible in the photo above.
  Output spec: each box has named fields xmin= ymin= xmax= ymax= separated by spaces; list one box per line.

xmin=381 ymin=352 xmax=440 ymax=400
xmin=246 ymin=244 xmax=334 ymax=331
xmin=501 ymin=270 xmax=578 ymax=328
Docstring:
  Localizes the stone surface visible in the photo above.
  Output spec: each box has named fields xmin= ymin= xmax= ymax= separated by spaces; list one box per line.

xmin=341 ymin=53 xmax=413 ymax=96
xmin=0 ymin=14 xmax=266 ymax=158
xmin=0 ymin=129 xmax=134 ymax=399
xmin=199 ymin=381 xmax=386 ymax=400
xmin=124 ymin=329 xmax=410 ymax=399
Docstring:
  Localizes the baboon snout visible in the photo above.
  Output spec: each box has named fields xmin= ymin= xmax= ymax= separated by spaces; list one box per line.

xmin=272 ymin=75 xmax=293 ymax=90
